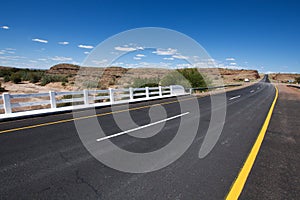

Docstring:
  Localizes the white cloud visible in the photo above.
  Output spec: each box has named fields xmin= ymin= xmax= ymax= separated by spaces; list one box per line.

xmin=37 ymin=58 xmax=47 ymax=61
xmin=114 ymin=45 xmax=143 ymax=52
xmin=152 ymin=48 xmax=177 ymax=56
xmin=32 ymin=38 xmax=48 ymax=43
xmin=172 ymin=54 xmax=189 ymax=60
xmin=230 ymin=62 xmax=237 ymax=65
xmin=0 ymin=52 xmax=4 ymax=55
xmin=136 ymin=54 xmax=146 ymax=57
xmin=125 ymin=61 xmax=172 ymax=68
xmin=226 ymin=57 xmax=235 ymax=61
xmin=1 ymin=26 xmax=9 ymax=30
xmin=58 ymin=41 xmax=69 ymax=45
xmin=177 ymin=63 xmax=193 ymax=68
xmin=78 ymin=44 xmax=94 ymax=49
xmin=92 ymin=59 xmax=108 ymax=65
xmin=50 ymin=56 xmax=73 ymax=61
xmin=5 ymin=48 xmax=16 ymax=51
xmin=112 ymin=62 xmax=124 ymax=66
xmin=133 ymin=57 xmax=141 ymax=60
xmin=29 ymin=60 xmax=38 ymax=63
xmin=0 ymin=55 xmax=26 ymax=61
xmin=163 ymin=57 xmax=174 ymax=60
xmin=84 ymin=51 xmax=90 ymax=55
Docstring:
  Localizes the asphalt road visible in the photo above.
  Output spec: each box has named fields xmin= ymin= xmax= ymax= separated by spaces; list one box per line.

xmin=0 ymin=76 xmax=276 ymax=199
xmin=241 ymin=84 xmax=300 ymax=199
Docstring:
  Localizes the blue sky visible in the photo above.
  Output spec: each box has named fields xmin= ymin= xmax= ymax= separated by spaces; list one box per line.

xmin=0 ymin=0 xmax=299 ymax=73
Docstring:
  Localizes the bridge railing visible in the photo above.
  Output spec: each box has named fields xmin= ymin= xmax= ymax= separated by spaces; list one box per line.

xmin=0 ymin=85 xmax=184 ymax=118
xmin=188 ymin=84 xmax=242 ymax=94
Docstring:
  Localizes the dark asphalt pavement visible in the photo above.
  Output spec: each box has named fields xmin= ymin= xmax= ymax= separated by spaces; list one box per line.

xmin=0 ymin=77 xmax=276 ymax=199
xmin=241 ymin=84 xmax=300 ymax=200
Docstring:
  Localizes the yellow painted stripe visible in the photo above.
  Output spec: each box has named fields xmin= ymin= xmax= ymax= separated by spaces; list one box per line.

xmin=0 ymin=96 xmax=196 ymax=134
xmin=225 ymin=86 xmax=278 ymax=200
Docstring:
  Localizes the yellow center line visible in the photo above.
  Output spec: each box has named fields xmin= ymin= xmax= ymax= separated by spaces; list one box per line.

xmin=0 ymin=96 xmax=196 ymax=134
xmin=225 ymin=86 xmax=278 ymax=200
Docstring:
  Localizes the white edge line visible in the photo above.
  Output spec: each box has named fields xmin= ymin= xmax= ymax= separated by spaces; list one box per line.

xmin=250 ymin=90 xmax=255 ymax=93
xmin=229 ymin=95 xmax=241 ymax=100
xmin=96 ymin=112 xmax=190 ymax=142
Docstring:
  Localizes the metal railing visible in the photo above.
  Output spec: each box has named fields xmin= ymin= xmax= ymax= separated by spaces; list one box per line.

xmin=0 ymin=85 xmax=185 ymax=117
xmin=189 ymin=84 xmax=242 ymax=94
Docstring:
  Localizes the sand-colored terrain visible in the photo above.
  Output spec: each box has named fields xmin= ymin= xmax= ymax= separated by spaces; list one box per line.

xmin=0 ymin=64 xmax=262 ymax=95
xmin=269 ymin=73 xmax=300 ymax=83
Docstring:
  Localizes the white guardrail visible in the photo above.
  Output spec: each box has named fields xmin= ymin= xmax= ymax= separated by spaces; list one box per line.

xmin=0 ymin=85 xmax=187 ymax=119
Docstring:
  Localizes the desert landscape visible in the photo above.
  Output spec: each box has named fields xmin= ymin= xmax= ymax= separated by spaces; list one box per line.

xmin=0 ymin=63 xmax=268 ymax=94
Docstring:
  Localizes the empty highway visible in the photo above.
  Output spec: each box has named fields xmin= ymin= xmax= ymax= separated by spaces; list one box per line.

xmin=0 ymin=76 xmax=277 ymax=199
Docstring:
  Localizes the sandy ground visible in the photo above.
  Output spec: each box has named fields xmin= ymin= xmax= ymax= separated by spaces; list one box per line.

xmin=275 ymin=84 xmax=300 ymax=100
xmin=1 ymin=81 xmax=79 ymax=94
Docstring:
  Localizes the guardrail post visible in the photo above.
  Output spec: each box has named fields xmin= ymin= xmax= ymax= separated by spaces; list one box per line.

xmin=83 ymin=89 xmax=89 ymax=105
xmin=129 ymin=87 xmax=134 ymax=100
xmin=49 ymin=91 xmax=57 ymax=109
xmin=109 ymin=88 xmax=114 ymax=103
xmin=145 ymin=87 xmax=149 ymax=99
xmin=170 ymin=85 xmax=173 ymax=95
xmin=3 ymin=93 xmax=12 ymax=114
xmin=189 ymin=88 xmax=193 ymax=95
xmin=159 ymin=86 xmax=162 ymax=97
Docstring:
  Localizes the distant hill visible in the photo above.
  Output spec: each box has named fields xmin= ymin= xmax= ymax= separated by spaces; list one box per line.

xmin=46 ymin=64 xmax=261 ymax=88
xmin=0 ymin=64 xmax=263 ymax=93
xmin=269 ymin=73 xmax=300 ymax=83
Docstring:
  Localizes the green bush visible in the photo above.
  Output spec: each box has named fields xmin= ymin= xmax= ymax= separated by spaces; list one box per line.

xmin=0 ymin=68 xmax=18 ymax=77
xmin=82 ymin=80 xmax=99 ymax=88
xmin=161 ymin=68 xmax=211 ymax=88
xmin=0 ymin=82 xmax=5 ymax=92
xmin=295 ymin=77 xmax=300 ymax=84
xmin=131 ymin=77 xmax=160 ymax=88
xmin=40 ymin=75 xmax=68 ymax=86
xmin=10 ymin=73 xmax=22 ymax=84
xmin=4 ymin=75 xmax=10 ymax=82
xmin=177 ymin=68 xmax=210 ymax=88
xmin=0 ymin=68 xmax=45 ymax=84
xmin=29 ymin=73 xmax=42 ymax=83
xmin=161 ymin=71 xmax=190 ymax=88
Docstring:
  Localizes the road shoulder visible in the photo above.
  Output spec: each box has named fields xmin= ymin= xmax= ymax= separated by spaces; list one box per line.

xmin=241 ymin=84 xmax=300 ymax=199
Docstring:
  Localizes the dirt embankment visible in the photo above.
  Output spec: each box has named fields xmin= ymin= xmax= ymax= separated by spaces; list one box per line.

xmin=47 ymin=64 xmax=260 ymax=88
xmin=199 ymin=68 xmax=260 ymax=84
xmin=269 ymin=73 xmax=300 ymax=83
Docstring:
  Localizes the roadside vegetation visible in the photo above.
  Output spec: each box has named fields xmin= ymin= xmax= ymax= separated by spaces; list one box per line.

xmin=295 ymin=77 xmax=300 ymax=84
xmin=0 ymin=82 xmax=6 ymax=92
xmin=0 ymin=67 xmax=68 ymax=86
xmin=131 ymin=68 xmax=211 ymax=88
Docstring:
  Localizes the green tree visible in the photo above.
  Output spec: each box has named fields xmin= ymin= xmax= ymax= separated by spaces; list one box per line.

xmin=161 ymin=71 xmax=190 ymax=88
xmin=295 ymin=77 xmax=300 ymax=84
xmin=161 ymin=68 xmax=210 ymax=88
xmin=177 ymin=68 xmax=209 ymax=88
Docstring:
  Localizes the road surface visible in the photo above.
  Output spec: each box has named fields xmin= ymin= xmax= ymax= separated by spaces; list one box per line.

xmin=0 ymin=76 xmax=276 ymax=199
xmin=241 ymin=84 xmax=300 ymax=199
